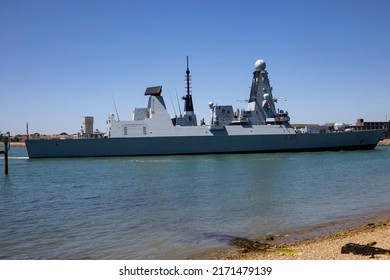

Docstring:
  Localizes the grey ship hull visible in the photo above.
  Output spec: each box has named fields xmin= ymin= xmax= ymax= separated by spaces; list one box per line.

xmin=25 ymin=129 xmax=384 ymax=158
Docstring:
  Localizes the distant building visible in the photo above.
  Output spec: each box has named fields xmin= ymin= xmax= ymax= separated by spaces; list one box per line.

xmin=82 ymin=116 xmax=94 ymax=135
xmin=352 ymin=119 xmax=390 ymax=138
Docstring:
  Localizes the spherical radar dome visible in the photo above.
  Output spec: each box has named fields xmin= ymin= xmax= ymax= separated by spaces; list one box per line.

xmin=254 ymin=59 xmax=266 ymax=71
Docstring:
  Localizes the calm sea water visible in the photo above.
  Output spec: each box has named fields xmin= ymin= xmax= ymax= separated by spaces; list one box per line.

xmin=1 ymin=146 xmax=390 ymax=259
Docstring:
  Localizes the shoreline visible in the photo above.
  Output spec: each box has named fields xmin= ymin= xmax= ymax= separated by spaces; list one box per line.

xmin=379 ymin=138 xmax=390 ymax=146
xmin=199 ymin=216 xmax=390 ymax=260
xmin=6 ymin=142 xmax=26 ymax=147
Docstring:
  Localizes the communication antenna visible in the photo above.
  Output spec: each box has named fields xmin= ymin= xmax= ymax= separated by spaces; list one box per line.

xmin=273 ymin=97 xmax=287 ymax=103
xmin=175 ymin=88 xmax=182 ymax=116
xmin=186 ymin=56 xmax=191 ymax=98
xmin=168 ymin=91 xmax=177 ymax=116
xmin=112 ymin=95 xmax=120 ymax=121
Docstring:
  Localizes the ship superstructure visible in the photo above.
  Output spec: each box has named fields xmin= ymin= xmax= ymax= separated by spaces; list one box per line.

xmin=105 ymin=57 xmax=295 ymax=137
xmin=25 ymin=58 xmax=386 ymax=158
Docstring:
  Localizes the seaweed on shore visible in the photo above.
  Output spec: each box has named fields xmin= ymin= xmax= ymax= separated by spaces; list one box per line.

xmin=231 ymin=237 xmax=300 ymax=255
xmin=231 ymin=238 xmax=271 ymax=253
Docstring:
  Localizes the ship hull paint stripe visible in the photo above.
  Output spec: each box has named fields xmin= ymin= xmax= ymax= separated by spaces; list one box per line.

xmin=26 ymin=144 xmax=377 ymax=159
xmin=25 ymin=130 xmax=384 ymax=158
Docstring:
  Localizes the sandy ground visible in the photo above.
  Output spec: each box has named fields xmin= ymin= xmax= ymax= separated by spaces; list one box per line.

xmin=212 ymin=219 xmax=390 ymax=260
xmin=7 ymin=142 xmax=26 ymax=147
xmin=379 ymin=139 xmax=390 ymax=146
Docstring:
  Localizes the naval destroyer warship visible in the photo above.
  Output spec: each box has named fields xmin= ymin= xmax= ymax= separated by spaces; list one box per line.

xmin=25 ymin=58 xmax=385 ymax=158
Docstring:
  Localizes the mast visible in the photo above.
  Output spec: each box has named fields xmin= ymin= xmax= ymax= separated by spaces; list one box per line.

xmin=247 ymin=59 xmax=289 ymax=125
xmin=183 ymin=56 xmax=194 ymax=112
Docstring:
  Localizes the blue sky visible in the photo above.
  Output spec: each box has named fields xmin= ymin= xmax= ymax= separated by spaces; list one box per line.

xmin=1 ymin=0 xmax=389 ymax=135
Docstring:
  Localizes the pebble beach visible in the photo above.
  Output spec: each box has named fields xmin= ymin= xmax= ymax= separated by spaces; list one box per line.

xmin=212 ymin=218 xmax=390 ymax=260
